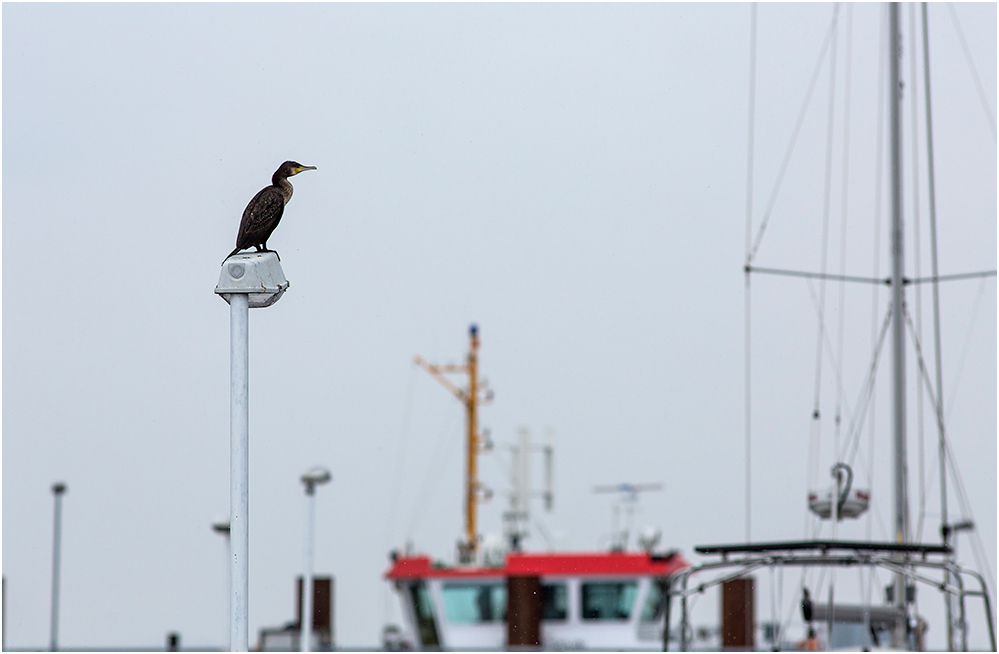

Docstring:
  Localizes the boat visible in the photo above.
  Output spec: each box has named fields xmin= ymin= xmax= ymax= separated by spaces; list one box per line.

xmin=384 ymin=325 xmax=690 ymax=650
xmin=667 ymin=4 xmax=995 ymax=651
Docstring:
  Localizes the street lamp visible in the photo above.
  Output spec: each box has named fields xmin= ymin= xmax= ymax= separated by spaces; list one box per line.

xmin=212 ymin=519 xmax=231 ymax=651
xmin=300 ymin=467 xmax=332 ymax=653
xmin=50 ymin=482 xmax=67 ymax=652
xmin=216 ymin=252 xmax=289 ymax=651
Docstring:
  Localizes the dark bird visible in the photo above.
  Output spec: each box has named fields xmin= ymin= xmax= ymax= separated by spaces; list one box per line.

xmin=225 ymin=161 xmax=316 ymax=261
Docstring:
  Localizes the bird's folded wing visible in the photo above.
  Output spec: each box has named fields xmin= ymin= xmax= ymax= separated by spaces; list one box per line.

xmin=238 ymin=187 xmax=285 ymax=243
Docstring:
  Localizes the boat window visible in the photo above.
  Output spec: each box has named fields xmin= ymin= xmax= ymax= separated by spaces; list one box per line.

xmin=640 ymin=580 xmax=668 ymax=622
xmin=581 ymin=581 xmax=638 ymax=620
xmin=829 ymin=622 xmax=894 ymax=650
xmin=542 ymin=583 xmax=568 ymax=620
xmin=441 ymin=582 xmax=506 ymax=624
xmin=408 ymin=582 xmax=440 ymax=647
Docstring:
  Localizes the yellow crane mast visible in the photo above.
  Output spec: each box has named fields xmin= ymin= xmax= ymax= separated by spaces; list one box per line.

xmin=414 ymin=324 xmax=493 ymax=563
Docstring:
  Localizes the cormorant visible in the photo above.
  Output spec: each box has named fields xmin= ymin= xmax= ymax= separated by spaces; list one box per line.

xmin=225 ymin=161 xmax=316 ymax=261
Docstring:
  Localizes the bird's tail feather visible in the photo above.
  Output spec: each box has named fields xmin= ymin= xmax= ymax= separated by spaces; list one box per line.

xmin=223 ymin=246 xmax=241 ymax=263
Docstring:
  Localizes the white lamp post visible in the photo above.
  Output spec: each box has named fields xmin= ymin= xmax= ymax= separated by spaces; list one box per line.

xmin=300 ymin=467 xmax=332 ymax=653
xmin=50 ymin=482 xmax=67 ymax=652
xmin=216 ymin=252 xmax=289 ymax=651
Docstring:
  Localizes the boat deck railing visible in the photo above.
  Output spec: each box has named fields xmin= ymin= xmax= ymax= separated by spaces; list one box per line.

xmin=662 ymin=539 xmax=994 ymax=652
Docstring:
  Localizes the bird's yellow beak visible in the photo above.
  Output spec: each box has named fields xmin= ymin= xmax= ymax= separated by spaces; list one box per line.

xmin=295 ymin=165 xmax=317 ymax=174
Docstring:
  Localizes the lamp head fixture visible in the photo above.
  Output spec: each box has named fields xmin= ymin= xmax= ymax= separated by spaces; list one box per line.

xmin=301 ymin=466 xmax=332 ymax=495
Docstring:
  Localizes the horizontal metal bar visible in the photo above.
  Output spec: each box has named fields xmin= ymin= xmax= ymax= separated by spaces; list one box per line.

xmin=745 ymin=265 xmax=888 ymax=285
xmin=674 ymin=562 xmax=769 ymax=599
xmin=668 ymin=558 xmax=970 ymax=604
xmin=747 ymin=266 xmax=997 ymax=286
xmin=694 ymin=539 xmax=951 ymax=555
xmin=904 ymin=270 xmax=997 ymax=284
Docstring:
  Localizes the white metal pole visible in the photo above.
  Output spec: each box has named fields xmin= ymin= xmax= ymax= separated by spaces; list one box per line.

xmin=919 ymin=4 xmax=955 ymax=648
xmin=230 ymin=292 xmax=250 ymax=652
xmin=50 ymin=483 xmax=66 ymax=652
xmin=302 ymin=485 xmax=315 ymax=653
xmin=829 ymin=468 xmax=842 ymax=648
xmin=887 ymin=4 xmax=911 ymax=647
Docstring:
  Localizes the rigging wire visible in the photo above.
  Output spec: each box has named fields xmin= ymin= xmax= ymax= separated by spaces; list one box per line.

xmin=837 ymin=419 xmax=891 ymax=541
xmin=920 ymin=0 xmax=949 ymax=555
xmin=768 ymin=565 xmax=777 ymax=647
xmin=904 ymin=306 xmax=996 ymax=604
xmin=908 ymin=270 xmax=998 ymax=284
xmin=778 ymin=510 xmax=895 ymax=646
xmin=927 ymin=7 xmax=993 ymax=633
xmin=908 ymin=2 xmax=928 ymax=544
xmin=809 ymin=4 xmax=840 ymax=436
xmin=777 ymin=562 xmax=784 ymax=647
xmin=906 ymin=300 xmax=938 ymax=545
xmin=490 ymin=442 xmax=512 ymax=479
xmin=839 ymin=425 xmax=893 ymax=544
xmin=807 ymin=4 xmax=841 ymax=532
xmin=858 ymin=564 xmax=874 ymax=649
xmin=744 ymin=2 xmax=758 ymax=544
xmin=805 ymin=278 xmax=855 ymax=425
xmin=808 ymin=4 xmax=840 ymax=502
xmin=945 ymin=3 xmax=998 ymax=141
xmin=748 ymin=8 xmax=841 ymax=265
xmin=944 ymin=277 xmax=992 ymax=422
xmin=779 ymin=574 xmax=808 ymax=647
xmin=385 ymin=363 xmax=419 ymax=549
xmin=405 ymin=394 xmax=462 ymax=539
xmin=840 ymin=305 xmax=893 ymax=467
xmin=834 ymin=2 xmax=854 ymax=480
xmin=867 ymin=2 xmax=888 ymax=545
xmin=943 ymin=437 xmax=996 ymax=607
xmin=532 ymin=518 xmax=554 ymax=551
xmin=836 ymin=302 xmax=892 ymax=546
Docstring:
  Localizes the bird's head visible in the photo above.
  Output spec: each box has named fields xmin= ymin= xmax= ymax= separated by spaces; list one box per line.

xmin=278 ymin=161 xmax=317 ymax=177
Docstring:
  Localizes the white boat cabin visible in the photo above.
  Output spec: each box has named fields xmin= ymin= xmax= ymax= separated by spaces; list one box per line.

xmin=385 ymin=550 xmax=688 ymax=650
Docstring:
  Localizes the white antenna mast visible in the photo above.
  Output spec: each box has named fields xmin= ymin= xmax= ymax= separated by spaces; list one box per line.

xmin=504 ymin=427 xmax=556 ymax=550
xmin=593 ymin=483 xmax=663 ymax=551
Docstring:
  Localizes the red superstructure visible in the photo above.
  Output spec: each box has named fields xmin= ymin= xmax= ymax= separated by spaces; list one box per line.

xmin=387 ymin=550 xmax=688 ymax=580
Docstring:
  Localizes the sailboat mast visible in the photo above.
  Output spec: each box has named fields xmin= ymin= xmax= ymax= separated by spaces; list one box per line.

xmin=888 ymin=1 xmax=911 ymax=640
xmin=889 ymin=2 xmax=909 ymax=549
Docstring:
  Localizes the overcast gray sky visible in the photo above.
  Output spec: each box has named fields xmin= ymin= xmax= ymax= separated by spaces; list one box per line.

xmin=3 ymin=3 xmax=995 ymax=650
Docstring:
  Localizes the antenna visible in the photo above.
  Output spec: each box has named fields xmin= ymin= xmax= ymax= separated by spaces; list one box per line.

xmin=414 ymin=324 xmax=493 ymax=563
xmin=593 ymin=483 xmax=663 ymax=552
xmin=503 ymin=427 xmax=557 ymax=551
xmin=542 ymin=428 xmax=554 ymax=512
